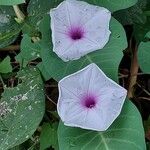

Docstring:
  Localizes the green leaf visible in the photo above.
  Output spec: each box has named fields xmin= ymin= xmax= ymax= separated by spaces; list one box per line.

xmin=0 ymin=6 xmax=22 ymax=48
xmin=138 ymin=33 xmax=150 ymax=73
xmin=37 ymin=62 xmax=51 ymax=81
xmin=23 ymin=0 xmax=62 ymax=37
xmin=133 ymin=18 xmax=150 ymax=42
xmin=25 ymin=0 xmax=62 ymax=34
xmin=15 ymin=34 xmax=41 ymax=67
xmin=9 ymin=145 xmax=25 ymax=150
xmin=86 ymin=0 xmax=138 ymax=12
xmin=0 ymin=0 xmax=25 ymax=6
xmin=58 ymin=100 xmax=146 ymax=150
xmin=114 ymin=0 xmax=150 ymax=43
xmin=27 ymin=0 xmax=62 ymax=17
xmin=0 ymin=56 xmax=12 ymax=73
xmin=40 ymin=123 xmax=59 ymax=150
xmin=0 ymin=67 xmax=45 ymax=149
xmin=15 ymin=53 xmax=28 ymax=68
xmin=40 ymin=15 xmax=127 ymax=82
xmin=21 ymin=18 xmax=41 ymax=38
xmin=114 ymin=0 xmax=147 ymax=25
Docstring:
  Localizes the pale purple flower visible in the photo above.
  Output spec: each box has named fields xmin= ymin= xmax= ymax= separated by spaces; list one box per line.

xmin=57 ymin=63 xmax=127 ymax=131
xmin=50 ymin=0 xmax=111 ymax=62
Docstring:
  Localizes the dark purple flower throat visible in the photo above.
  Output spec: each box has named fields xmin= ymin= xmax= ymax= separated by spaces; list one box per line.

xmin=82 ymin=94 xmax=97 ymax=109
xmin=68 ymin=26 xmax=85 ymax=40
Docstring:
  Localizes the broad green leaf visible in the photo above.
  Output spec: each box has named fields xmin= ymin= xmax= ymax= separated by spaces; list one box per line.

xmin=15 ymin=53 xmax=28 ymax=68
xmin=27 ymin=0 xmax=61 ymax=17
xmin=138 ymin=33 xmax=150 ymax=73
xmin=0 ymin=56 xmax=12 ymax=73
xmin=20 ymin=35 xmax=41 ymax=60
xmin=25 ymin=0 xmax=62 ymax=34
xmin=40 ymin=123 xmax=59 ymax=150
xmin=0 ymin=6 xmax=22 ymax=48
xmin=58 ymin=100 xmax=146 ymax=150
xmin=0 ymin=0 xmax=25 ymax=5
xmin=86 ymin=0 xmax=138 ymax=12
xmin=113 ymin=0 xmax=150 ymax=43
xmin=9 ymin=145 xmax=25 ymax=150
xmin=114 ymin=0 xmax=147 ymax=25
xmin=21 ymin=17 xmax=41 ymax=37
xmin=37 ymin=62 xmax=51 ymax=81
xmin=15 ymin=34 xmax=41 ymax=66
xmin=40 ymin=15 xmax=127 ymax=82
xmin=133 ymin=18 xmax=150 ymax=42
xmin=0 ymin=67 xmax=45 ymax=149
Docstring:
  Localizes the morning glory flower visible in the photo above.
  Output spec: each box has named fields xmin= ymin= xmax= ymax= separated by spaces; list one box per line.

xmin=50 ymin=0 xmax=111 ymax=62
xmin=57 ymin=63 xmax=127 ymax=131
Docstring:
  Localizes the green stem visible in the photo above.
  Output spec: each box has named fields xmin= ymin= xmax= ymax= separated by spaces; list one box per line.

xmin=13 ymin=5 xmax=25 ymax=23
xmin=0 ymin=74 xmax=5 ymax=88
xmin=13 ymin=5 xmax=40 ymax=42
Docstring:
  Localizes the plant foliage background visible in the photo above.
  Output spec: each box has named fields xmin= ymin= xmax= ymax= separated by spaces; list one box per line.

xmin=0 ymin=0 xmax=150 ymax=149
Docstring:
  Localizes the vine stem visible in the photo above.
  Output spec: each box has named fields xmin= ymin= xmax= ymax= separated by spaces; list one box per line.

xmin=13 ymin=5 xmax=39 ymax=42
xmin=0 ymin=45 xmax=20 ymax=51
xmin=45 ymin=94 xmax=57 ymax=106
xmin=0 ymin=74 xmax=5 ymax=88
xmin=13 ymin=5 xmax=25 ymax=22
xmin=127 ymin=44 xmax=139 ymax=98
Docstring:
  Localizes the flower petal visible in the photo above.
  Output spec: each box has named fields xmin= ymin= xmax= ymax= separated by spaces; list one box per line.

xmin=58 ymin=63 xmax=127 ymax=131
xmin=65 ymin=108 xmax=104 ymax=131
xmin=50 ymin=0 xmax=111 ymax=61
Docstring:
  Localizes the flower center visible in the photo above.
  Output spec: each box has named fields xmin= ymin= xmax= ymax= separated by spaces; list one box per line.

xmin=82 ymin=94 xmax=97 ymax=109
xmin=68 ymin=26 xmax=84 ymax=40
